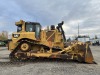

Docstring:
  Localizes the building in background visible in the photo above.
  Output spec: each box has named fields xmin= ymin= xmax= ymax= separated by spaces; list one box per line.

xmin=77 ymin=35 xmax=90 ymax=43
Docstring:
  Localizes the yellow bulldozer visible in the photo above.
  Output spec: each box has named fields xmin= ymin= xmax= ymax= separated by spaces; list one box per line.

xmin=8 ymin=20 xmax=94 ymax=63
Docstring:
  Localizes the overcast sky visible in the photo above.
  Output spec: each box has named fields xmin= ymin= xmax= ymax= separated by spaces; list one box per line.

xmin=0 ymin=0 xmax=100 ymax=38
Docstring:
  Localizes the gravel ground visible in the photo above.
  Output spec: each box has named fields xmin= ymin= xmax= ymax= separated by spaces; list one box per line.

xmin=0 ymin=46 xmax=100 ymax=75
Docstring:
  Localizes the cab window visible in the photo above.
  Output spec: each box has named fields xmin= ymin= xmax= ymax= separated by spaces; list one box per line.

xmin=17 ymin=25 xmax=22 ymax=32
xmin=25 ymin=22 xmax=41 ymax=39
xmin=25 ymin=23 xmax=36 ymax=32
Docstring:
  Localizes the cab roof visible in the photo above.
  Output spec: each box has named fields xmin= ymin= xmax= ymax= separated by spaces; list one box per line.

xmin=15 ymin=20 xmax=41 ymax=26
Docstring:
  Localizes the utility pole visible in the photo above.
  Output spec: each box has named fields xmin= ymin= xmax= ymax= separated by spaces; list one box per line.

xmin=78 ymin=23 xmax=79 ymax=37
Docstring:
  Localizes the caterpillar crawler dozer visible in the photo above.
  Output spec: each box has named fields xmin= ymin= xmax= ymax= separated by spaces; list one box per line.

xmin=8 ymin=20 xmax=94 ymax=63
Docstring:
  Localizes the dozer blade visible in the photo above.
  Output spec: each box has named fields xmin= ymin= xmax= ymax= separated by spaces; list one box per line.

xmin=61 ymin=42 xmax=95 ymax=64
xmin=75 ymin=43 xmax=94 ymax=64
xmin=84 ymin=44 xmax=94 ymax=64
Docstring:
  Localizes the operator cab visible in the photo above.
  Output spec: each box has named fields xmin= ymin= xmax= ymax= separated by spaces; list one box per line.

xmin=16 ymin=20 xmax=41 ymax=39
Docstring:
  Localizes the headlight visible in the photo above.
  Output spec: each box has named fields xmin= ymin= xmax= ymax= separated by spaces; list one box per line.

xmin=13 ymin=34 xmax=20 ymax=38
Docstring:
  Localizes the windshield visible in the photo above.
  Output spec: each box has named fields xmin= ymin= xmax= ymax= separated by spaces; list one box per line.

xmin=17 ymin=25 xmax=22 ymax=32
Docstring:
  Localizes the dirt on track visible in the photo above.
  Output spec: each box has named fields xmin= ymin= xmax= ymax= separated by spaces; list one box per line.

xmin=0 ymin=46 xmax=100 ymax=75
